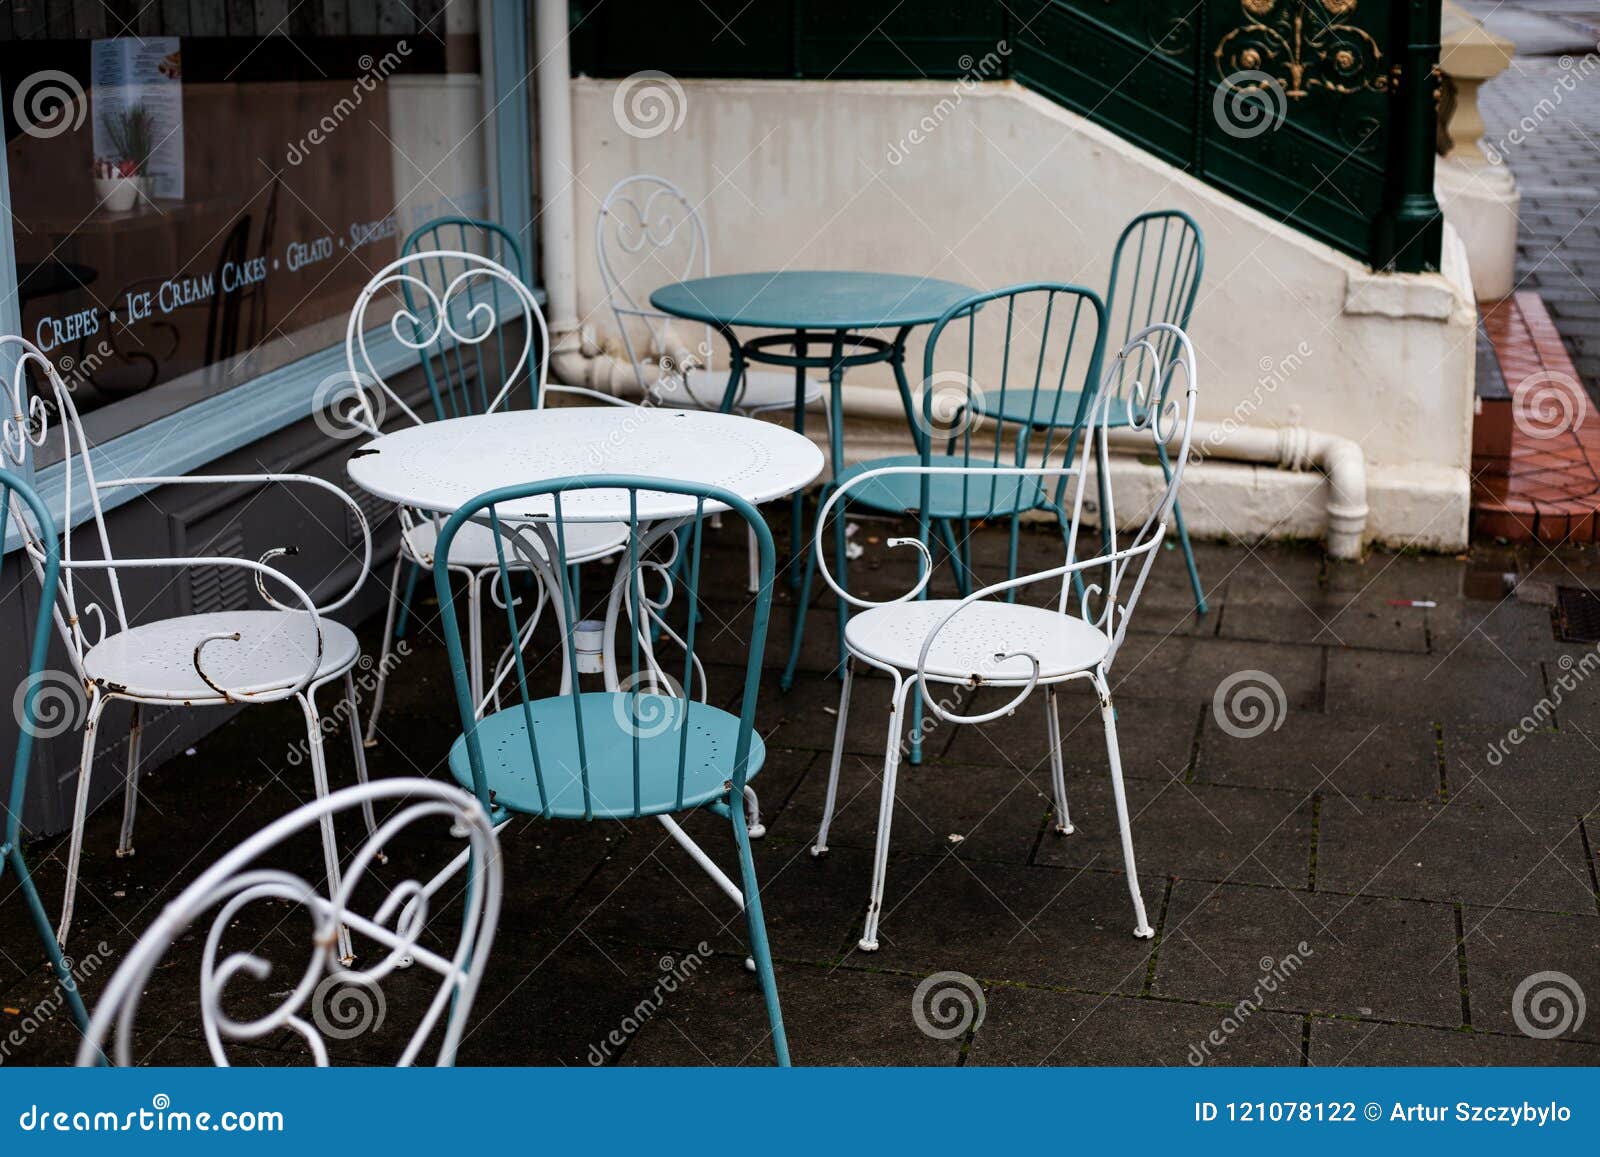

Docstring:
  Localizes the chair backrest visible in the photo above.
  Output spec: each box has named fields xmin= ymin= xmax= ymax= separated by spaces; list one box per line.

xmin=0 ymin=461 xmax=92 ymax=1034
xmin=343 ymin=249 xmax=551 ymax=436
xmin=77 ymin=779 xmax=502 ymax=1067
xmin=2 ymin=335 xmax=129 ymax=676
xmin=1105 ymin=210 xmax=1204 ymax=355
xmin=595 ymin=175 xmax=714 ymax=392
xmin=434 ymin=476 xmax=772 ymax=823
xmin=1058 ymin=323 xmax=1199 ymax=663
xmin=918 ymin=282 xmax=1107 ymax=518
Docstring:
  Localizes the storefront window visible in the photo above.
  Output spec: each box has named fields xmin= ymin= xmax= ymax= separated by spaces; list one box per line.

xmin=2 ymin=2 xmax=491 ymax=451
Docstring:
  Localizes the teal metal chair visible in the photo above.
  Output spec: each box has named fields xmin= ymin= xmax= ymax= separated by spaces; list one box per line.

xmin=783 ymin=282 xmax=1108 ymax=724
xmin=972 ymin=211 xmax=1207 ymax=612
xmin=1 ymin=465 xmax=92 ymax=1036
xmin=385 ymin=218 xmax=533 ymax=645
xmin=432 ymin=475 xmax=789 ymax=1065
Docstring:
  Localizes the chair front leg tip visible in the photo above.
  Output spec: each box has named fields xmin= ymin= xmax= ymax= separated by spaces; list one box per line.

xmin=743 ymin=956 xmax=757 ymax=973
xmin=809 ymin=843 xmax=828 ymax=858
xmin=856 ymin=937 xmax=880 ymax=953
xmin=1133 ymin=924 xmax=1155 ymax=939
xmin=362 ymin=735 xmax=380 ymax=750
xmin=746 ymin=823 xmax=767 ymax=839
xmin=114 ymin=845 xmax=135 ymax=858
xmin=1054 ymin=823 xmax=1075 ymax=836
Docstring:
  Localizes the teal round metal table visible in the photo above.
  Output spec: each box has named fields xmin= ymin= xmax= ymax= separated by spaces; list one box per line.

xmin=650 ymin=271 xmax=978 ymax=685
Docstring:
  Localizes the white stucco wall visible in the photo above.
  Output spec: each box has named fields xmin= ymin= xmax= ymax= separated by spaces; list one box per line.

xmin=569 ymin=77 xmax=1478 ymax=550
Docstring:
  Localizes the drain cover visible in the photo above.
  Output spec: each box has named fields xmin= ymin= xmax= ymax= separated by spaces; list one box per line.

xmin=1555 ymin=587 xmax=1600 ymax=642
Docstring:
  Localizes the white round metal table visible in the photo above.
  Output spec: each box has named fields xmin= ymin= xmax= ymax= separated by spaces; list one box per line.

xmin=347 ymin=407 xmax=823 ymax=525
xmin=348 ymin=406 xmax=823 ymax=695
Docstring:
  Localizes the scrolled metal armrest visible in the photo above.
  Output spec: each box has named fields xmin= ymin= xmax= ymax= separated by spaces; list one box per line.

xmin=100 ymin=473 xmax=373 ymax=612
xmin=60 ymin=555 xmax=325 ymax=702
xmin=814 ymin=463 xmax=1081 ymax=610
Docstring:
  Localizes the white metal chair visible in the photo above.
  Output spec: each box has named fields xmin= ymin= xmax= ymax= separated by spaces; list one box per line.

xmin=76 ymin=779 xmax=501 ymax=1067
xmin=597 ymin=174 xmax=829 ymax=591
xmin=811 ymin=323 xmax=1198 ymax=951
xmin=2 ymin=335 xmax=378 ymax=964
xmin=341 ymin=250 xmax=634 ymax=741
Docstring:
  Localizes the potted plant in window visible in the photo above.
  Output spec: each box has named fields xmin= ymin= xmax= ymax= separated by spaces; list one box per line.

xmin=95 ymin=104 xmax=156 ymax=212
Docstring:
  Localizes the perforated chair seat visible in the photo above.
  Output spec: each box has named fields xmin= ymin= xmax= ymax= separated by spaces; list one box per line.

xmin=835 ymin=454 xmax=1051 ymax=521
xmin=400 ymin=517 xmax=629 ymax=569
xmin=448 ymin=692 xmax=767 ymax=819
xmin=845 ymin=599 xmax=1109 ymax=682
xmin=84 ymin=611 xmax=359 ymax=701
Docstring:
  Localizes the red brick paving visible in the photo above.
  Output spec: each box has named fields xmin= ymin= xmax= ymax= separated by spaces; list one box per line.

xmin=1473 ymin=292 xmax=1600 ymax=542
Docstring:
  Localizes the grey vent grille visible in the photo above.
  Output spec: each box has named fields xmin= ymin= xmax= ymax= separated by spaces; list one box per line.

xmin=189 ymin=529 xmax=251 ymax=614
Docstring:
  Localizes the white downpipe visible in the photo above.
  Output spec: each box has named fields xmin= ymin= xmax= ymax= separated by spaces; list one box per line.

xmin=536 ymin=4 xmax=682 ymax=397
xmin=840 ymin=388 xmax=1369 ymax=558
xmin=531 ymin=7 xmax=1366 ymax=556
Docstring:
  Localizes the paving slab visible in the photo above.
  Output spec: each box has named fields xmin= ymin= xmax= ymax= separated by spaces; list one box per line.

xmin=1309 ymin=1017 xmax=1600 ymax=1066
xmin=1195 ymin=712 xmax=1441 ymax=801
xmin=1034 ymin=775 xmax=1315 ymax=889
xmin=1316 ymin=794 xmax=1595 ymax=913
xmin=1154 ymin=882 xmax=1464 ymax=1026
xmin=846 ymin=856 xmax=1164 ymax=993
xmin=622 ymin=959 xmax=961 ymax=1066
xmin=1460 ymin=906 xmax=1600 ymax=1043
xmin=969 ymin=985 xmax=1304 ymax=1066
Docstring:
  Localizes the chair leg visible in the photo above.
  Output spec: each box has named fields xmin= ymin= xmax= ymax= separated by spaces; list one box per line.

xmin=363 ymin=554 xmax=405 ymax=748
xmin=115 ymin=704 xmax=143 ymax=857
xmin=781 ymin=482 xmax=832 ymax=690
xmin=393 ymin=558 xmax=422 ymax=639
xmin=299 ymin=687 xmax=355 ymax=963
xmin=746 ymin=521 xmax=760 ymax=594
xmin=1092 ymin=670 xmax=1154 ymax=938
xmin=812 ymin=660 xmax=854 ymax=856
xmin=934 ymin=519 xmax=971 ymax=598
xmin=1156 ymin=442 xmax=1207 ymax=615
xmin=466 ymin=569 xmax=486 ymax=714
xmin=859 ymin=675 xmax=912 ymax=952
xmin=56 ymin=689 xmax=108 ymax=950
xmin=1045 ymin=686 xmax=1073 ymax=834
xmin=731 ymin=803 xmax=790 ymax=1065
xmin=344 ymin=670 xmax=382 ymax=858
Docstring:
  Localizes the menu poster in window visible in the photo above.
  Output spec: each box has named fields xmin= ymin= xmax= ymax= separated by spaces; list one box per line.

xmin=90 ymin=37 xmax=184 ymax=200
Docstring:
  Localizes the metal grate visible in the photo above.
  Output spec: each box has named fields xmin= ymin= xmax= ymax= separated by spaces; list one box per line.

xmin=1555 ymin=586 xmax=1600 ymax=643
xmin=189 ymin=529 xmax=250 ymax=614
